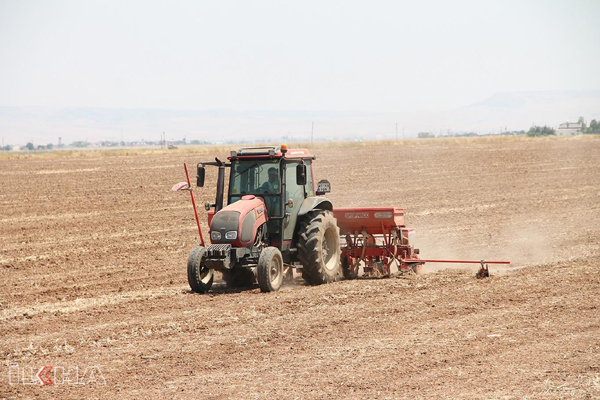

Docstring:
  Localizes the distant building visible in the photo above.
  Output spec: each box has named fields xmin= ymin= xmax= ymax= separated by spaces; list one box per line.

xmin=557 ymin=121 xmax=583 ymax=136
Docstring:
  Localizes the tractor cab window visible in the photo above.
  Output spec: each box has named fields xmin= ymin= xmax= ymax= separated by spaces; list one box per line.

xmin=229 ymin=160 xmax=281 ymax=216
xmin=285 ymin=160 xmax=306 ymax=206
xmin=305 ymin=160 xmax=314 ymax=197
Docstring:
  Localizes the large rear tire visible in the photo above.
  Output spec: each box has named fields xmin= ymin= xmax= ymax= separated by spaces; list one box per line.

xmin=257 ymin=247 xmax=284 ymax=292
xmin=187 ymin=246 xmax=214 ymax=293
xmin=297 ymin=210 xmax=341 ymax=285
xmin=222 ymin=268 xmax=257 ymax=288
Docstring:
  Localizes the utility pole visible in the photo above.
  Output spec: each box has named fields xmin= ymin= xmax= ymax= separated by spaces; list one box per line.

xmin=395 ymin=123 xmax=398 ymax=141
xmin=311 ymin=122 xmax=314 ymax=144
xmin=402 ymin=127 xmax=405 ymax=140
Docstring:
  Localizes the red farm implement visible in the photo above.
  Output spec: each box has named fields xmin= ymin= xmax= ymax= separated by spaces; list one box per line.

xmin=334 ymin=207 xmax=509 ymax=278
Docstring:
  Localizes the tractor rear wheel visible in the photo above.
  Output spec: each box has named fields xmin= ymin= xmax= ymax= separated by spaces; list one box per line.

xmin=297 ymin=210 xmax=341 ymax=285
xmin=187 ymin=246 xmax=214 ymax=293
xmin=257 ymin=247 xmax=284 ymax=292
xmin=222 ymin=268 xmax=257 ymax=288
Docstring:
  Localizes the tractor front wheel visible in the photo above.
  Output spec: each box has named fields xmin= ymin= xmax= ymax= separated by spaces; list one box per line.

xmin=257 ymin=247 xmax=284 ymax=292
xmin=298 ymin=210 xmax=341 ymax=285
xmin=187 ymin=246 xmax=214 ymax=293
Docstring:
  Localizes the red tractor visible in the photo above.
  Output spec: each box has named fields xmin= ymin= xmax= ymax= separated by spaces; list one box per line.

xmin=174 ymin=144 xmax=510 ymax=293
xmin=181 ymin=145 xmax=341 ymax=292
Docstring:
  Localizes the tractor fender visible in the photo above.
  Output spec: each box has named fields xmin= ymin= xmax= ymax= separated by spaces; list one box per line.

xmin=297 ymin=197 xmax=333 ymax=216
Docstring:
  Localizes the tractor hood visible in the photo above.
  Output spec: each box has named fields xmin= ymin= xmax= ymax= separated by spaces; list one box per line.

xmin=209 ymin=195 xmax=268 ymax=247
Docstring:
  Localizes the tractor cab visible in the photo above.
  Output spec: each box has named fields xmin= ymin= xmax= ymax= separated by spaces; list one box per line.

xmin=227 ymin=146 xmax=317 ymax=245
xmin=197 ymin=145 xmax=331 ymax=250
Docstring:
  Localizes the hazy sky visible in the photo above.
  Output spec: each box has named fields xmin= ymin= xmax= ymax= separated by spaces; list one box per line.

xmin=1 ymin=0 xmax=599 ymax=114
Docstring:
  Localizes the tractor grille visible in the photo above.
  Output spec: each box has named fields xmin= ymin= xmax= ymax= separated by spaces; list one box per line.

xmin=207 ymin=244 xmax=232 ymax=258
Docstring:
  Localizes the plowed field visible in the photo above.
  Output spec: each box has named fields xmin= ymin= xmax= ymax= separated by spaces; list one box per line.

xmin=1 ymin=137 xmax=599 ymax=399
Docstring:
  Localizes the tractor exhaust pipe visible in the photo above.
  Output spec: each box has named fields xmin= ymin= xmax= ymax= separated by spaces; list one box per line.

xmin=215 ymin=158 xmax=225 ymax=212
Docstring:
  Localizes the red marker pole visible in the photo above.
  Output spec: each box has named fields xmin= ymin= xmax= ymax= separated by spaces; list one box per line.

xmin=184 ymin=163 xmax=205 ymax=247
xmin=404 ymin=259 xmax=510 ymax=264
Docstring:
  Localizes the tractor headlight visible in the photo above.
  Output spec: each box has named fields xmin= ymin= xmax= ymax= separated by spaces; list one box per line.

xmin=225 ymin=231 xmax=238 ymax=240
xmin=210 ymin=231 xmax=221 ymax=240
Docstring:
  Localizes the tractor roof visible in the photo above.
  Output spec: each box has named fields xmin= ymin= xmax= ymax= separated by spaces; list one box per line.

xmin=228 ymin=145 xmax=314 ymax=160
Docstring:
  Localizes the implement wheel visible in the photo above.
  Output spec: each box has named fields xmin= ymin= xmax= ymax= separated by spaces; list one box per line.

xmin=257 ymin=247 xmax=284 ymax=292
xmin=297 ymin=210 xmax=341 ymax=285
xmin=187 ymin=246 xmax=214 ymax=293
xmin=341 ymin=257 xmax=358 ymax=279
xmin=410 ymin=263 xmax=423 ymax=275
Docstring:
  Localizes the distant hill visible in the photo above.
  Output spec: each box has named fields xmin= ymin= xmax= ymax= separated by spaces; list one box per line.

xmin=0 ymin=107 xmax=388 ymax=145
xmin=445 ymin=90 xmax=600 ymax=132
xmin=1 ymin=91 xmax=598 ymax=145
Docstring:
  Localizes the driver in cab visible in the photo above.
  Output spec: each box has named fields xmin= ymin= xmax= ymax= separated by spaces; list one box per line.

xmin=261 ymin=167 xmax=280 ymax=193
xmin=260 ymin=167 xmax=280 ymax=218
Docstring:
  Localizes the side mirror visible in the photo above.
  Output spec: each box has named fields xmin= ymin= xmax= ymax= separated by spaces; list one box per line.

xmin=296 ymin=163 xmax=307 ymax=186
xmin=197 ymin=166 xmax=205 ymax=187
